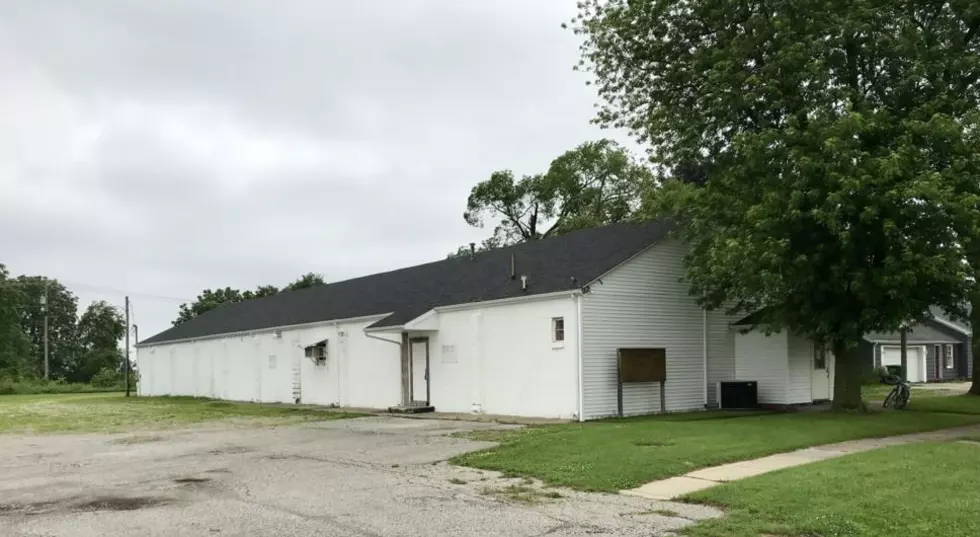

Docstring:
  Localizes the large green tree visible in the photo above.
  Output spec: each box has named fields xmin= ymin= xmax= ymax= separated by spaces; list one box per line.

xmin=461 ymin=139 xmax=653 ymax=250
xmin=0 ymin=265 xmax=32 ymax=378
xmin=15 ymin=276 xmax=80 ymax=379
xmin=574 ymin=0 xmax=980 ymax=409
xmin=74 ymin=301 xmax=126 ymax=383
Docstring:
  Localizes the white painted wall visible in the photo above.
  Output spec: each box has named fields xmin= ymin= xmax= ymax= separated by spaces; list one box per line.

xmin=706 ymin=309 xmax=739 ymax=406
xmin=423 ymin=295 xmax=580 ymax=419
xmin=137 ymin=316 xmax=401 ymax=409
xmin=580 ymin=238 xmax=711 ymax=418
xmin=786 ymin=333 xmax=814 ymax=404
xmin=734 ymin=330 xmax=789 ymax=404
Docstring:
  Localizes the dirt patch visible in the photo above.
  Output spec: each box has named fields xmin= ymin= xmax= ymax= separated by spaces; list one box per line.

xmin=633 ymin=440 xmax=674 ymax=447
xmin=111 ymin=435 xmax=165 ymax=445
xmin=208 ymin=445 xmax=252 ymax=455
xmin=0 ymin=500 xmax=60 ymax=517
xmin=173 ymin=477 xmax=212 ymax=484
xmin=73 ymin=496 xmax=168 ymax=512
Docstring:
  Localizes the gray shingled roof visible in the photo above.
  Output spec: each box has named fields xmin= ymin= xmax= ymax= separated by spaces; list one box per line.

xmin=140 ymin=220 xmax=674 ymax=345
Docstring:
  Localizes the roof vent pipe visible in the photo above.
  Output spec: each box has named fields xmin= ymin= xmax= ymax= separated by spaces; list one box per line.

xmin=521 ymin=275 xmax=527 ymax=291
xmin=469 ymin=242 xmax=476 ymax=260
xmin=510 ymin=254 xmax=516 ymax=279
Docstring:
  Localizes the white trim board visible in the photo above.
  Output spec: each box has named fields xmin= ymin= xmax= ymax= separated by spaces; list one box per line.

xmin=137 ymin=313 xmax=393 ymax=348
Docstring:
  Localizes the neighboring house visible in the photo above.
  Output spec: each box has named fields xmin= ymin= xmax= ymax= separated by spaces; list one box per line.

xmin=135 ymin=221 xmax=882 ymax=419
xmin=861 ymin=310 xmax=973 ymax=383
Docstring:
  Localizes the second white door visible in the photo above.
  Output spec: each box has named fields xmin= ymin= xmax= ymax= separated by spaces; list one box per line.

xmin=411 ymin=339 xmax=429 ymax=404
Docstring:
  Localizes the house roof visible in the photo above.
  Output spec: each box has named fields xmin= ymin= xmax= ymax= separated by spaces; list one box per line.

xmin=140 ymin=220 xmax=674 ymax=345
xmin=733 ymin=307 xmax=971 ymax=341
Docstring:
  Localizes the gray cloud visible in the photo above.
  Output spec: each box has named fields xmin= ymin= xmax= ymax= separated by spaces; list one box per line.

xmin=0 ymin=0 xmax=617 ymax=338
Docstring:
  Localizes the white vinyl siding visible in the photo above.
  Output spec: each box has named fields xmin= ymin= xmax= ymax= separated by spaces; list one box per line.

xmin=705 ymin=309 xmax=739 ymax=406
xmin=786 ymin=333 xmax=814 ymax=404
xmin=734 ymin=331 xmax=789 ymax=404
xmin=580 ymin=238 xmax=707 ymax=418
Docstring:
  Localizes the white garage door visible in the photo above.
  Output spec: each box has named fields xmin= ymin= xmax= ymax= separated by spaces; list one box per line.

xmin=881 ymin=346 xmax=926 ymax=383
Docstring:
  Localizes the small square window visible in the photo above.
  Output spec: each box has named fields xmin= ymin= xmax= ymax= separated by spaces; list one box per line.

xmin=944 ymin=344 xmax=955 ymax=369
xmin=813 ymin=346 xmax=826 ymax=370
xmin=552 ymin=317 xmax=565 ymax=342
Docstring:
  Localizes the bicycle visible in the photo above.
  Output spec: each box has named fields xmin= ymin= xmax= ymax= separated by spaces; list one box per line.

xmin=882 ymin=375 xmax=911 ymax=410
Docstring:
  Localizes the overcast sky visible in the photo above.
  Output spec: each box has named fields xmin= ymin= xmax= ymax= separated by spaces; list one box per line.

xmin=0 ymin=0 xmax=620 ymax=340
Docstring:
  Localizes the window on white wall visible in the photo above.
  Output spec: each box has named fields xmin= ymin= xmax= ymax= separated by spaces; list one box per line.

xmin=552 ymin=317 xmax=565 ymax=342
xmin=945 ymin=344 xmax=955 ymax=369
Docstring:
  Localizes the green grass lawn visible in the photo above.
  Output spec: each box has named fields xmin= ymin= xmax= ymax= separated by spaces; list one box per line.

xmin=864 ymin=384 xmax=980 ymax=414
xmin=0 ymin=393 xmax=365 ymax=434
xmin=451 ymin=410 xmax=980 ymax=491
xmin=683 ymin=441 xmax=980 ymax=537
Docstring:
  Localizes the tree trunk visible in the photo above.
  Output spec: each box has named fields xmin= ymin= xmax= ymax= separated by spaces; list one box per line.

xmin=832 ymin=338 xmax=868 ymax=411
xmin=969 ymin=291 xmax=980 ymax=396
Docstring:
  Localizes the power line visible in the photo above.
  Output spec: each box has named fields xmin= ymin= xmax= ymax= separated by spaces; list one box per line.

xmin=59 ymin=280 xmax=192 ymax=303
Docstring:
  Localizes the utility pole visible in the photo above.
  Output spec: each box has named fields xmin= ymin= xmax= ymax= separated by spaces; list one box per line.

xmin=900 ymin=325 xmax=908 ymax=382
xmin=125 ymin=296 xmax=131 ymax=397
xmin=132 ymin=324 xmax=139 ymax=397
xmin=41 ymin=285 xmax=49 ymax=380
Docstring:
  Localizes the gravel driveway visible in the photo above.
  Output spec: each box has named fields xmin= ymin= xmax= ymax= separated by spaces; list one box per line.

xmin=0 ymin=416 xmax=719 ymax=536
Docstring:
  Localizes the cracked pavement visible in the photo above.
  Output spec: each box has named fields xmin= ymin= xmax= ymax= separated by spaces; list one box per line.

xmin=0 ymin=416 xmax=720 ymax=536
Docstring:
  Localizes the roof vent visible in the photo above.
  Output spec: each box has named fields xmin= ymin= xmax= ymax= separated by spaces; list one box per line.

xmin=469 ymin=242 xmax=476 ymax=260
xmin=521 ymin=275 xmax=527 ymax=291
xmin=510 ymin=254 xmax=516 ymax=279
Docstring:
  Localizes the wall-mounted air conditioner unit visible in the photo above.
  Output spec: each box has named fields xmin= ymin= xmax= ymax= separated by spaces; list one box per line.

xmin=304 ymin=340 xmax=328 ymax=365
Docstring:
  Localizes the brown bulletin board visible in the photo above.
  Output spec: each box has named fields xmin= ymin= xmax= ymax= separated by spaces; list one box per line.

xmin=618 ymin=348 xmax=666 ymax=383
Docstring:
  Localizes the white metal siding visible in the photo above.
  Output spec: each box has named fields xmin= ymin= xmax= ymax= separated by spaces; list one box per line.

xmin=734 ymin=331 xmax=789 ymax=404
xmin=580 ymin=238 xmax=707 ymax=419
xmin=705 ymin=309 xmax=739 ymax=406
xmin=425 ymin=296 xmax=579 ymax=419
xmin=786 ymin=333 xmax=813 ymax=404
xmin=138 ymin=317 xmax=401 ymax=409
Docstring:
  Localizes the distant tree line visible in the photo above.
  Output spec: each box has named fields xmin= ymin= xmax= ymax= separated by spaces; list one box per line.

xmin=0 ymin=264 xmax=127 ymax=384
xmin=172 ymin=272 xmax=326 ymax=326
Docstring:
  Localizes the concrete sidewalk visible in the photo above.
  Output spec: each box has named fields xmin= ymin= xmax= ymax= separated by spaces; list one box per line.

xmin=621 ymin=423 xmax=980 ymax=500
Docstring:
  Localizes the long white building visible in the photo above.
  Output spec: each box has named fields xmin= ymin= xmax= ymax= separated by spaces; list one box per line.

xmin=137 ymin=221 xmax=840 ymax=420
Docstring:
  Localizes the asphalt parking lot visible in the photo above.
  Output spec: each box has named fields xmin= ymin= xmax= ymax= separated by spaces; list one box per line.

xmin=0 ymin=416 xmax=720 ymax=536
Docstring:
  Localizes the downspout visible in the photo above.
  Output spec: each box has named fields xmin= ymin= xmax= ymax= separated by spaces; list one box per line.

xmin=576 ymin=293 xmax=585 ymax=422
xmin=702 ymin=309 xmax=708 ymax=408
xmin=335 ymin=322 xmax=342 ymax=406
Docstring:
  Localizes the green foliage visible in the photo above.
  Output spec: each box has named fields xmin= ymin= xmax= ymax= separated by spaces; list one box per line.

xmin=0 ymin=378 xmax=125 ymax=396
xmin=573 ymin=1 xmax=980 ymax=409
xmin=174 ymin=287 xmax=247 ymax=326
xmin=460 ymin=140 xmax=653 ymax=252
xmin=14 ymin=275 xmax=80 ymax=379
xmin=0 ymin=265 xmax=32 ymax=378
xmin=90 ymin=367 xmax=125 ymax=388
xmin=243 ymin=285 xmax=280 ymax=299
xmin=284 ymin=273 xmax=325 ymax=291
xmin=174 ymin=273 xmax=326 ymax=325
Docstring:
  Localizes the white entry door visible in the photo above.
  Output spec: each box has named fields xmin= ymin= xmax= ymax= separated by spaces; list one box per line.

xmin=881 ymin=345 xmax=925 ymax=383
xmin=410 ymin=339 xmax=429 ymax=405
xmin=811 ymin=344 xmax=831 ymax=401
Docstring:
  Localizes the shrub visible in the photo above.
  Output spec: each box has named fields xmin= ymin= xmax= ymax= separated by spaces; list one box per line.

xmin=0 ymin=378 xmax=129 ymax=395
xmin=91 ymin=367 xmax=123 ymax=388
